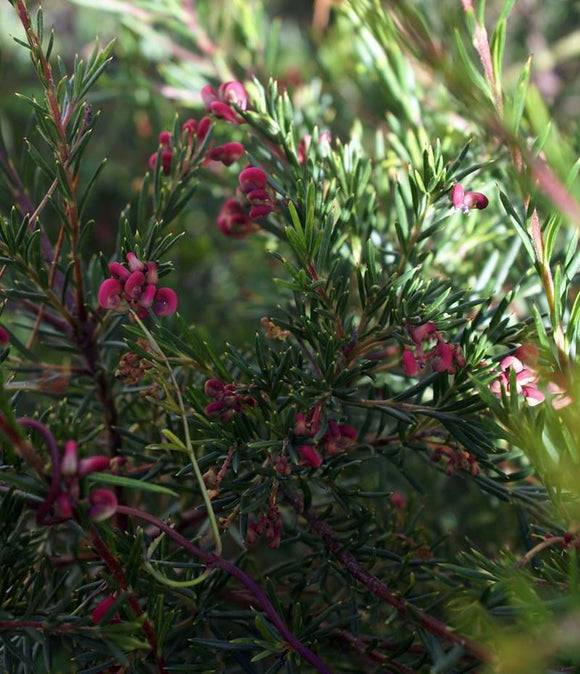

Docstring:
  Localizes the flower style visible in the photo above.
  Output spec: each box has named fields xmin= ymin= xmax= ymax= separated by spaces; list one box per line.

xmin=98 ymin=252 xmax=178 ymax=319
xmin=451 ymin=183 xmax=489 ymax=213
xmin=201 ymin=81 xmax=248 ymax=124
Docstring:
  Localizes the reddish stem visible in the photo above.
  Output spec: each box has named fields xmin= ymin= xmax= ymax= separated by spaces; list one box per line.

xmin=115 ymin=505 xmax=333 ymax=674
xmin=284 ymin=490 xmax=491 ymax=663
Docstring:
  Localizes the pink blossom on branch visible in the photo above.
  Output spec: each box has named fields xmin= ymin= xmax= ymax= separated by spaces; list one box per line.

xmin=451 ymin=183 xmax=489 ymax=213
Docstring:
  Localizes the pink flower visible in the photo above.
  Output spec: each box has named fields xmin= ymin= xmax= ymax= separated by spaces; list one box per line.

xmin=88 ymin=489 xmax=117 ymax=522
xmin=98 ymin=278 xmax=123 ymax=310
xmin=202 ymin=82 xmax=248 ymax=124
xmin=402 ymin=349 xmax=419 ymax=376
xmin=490 ymin=355 xmax=545 ymax=406
xmin=239 ymin=166 xmax=268 ymax=193
xmin=451 ymin=183 xmax=489 ymax=213
xmin=0 ymin=327 xmax=9 ymax=348
xmin=78 ymin=455 xmax=110 ymax=478
xmin=298 ymin=445 xmax=323 ymax=468
xmin=322 ymin=421 xmax=357 ymax=455
xmin=61 ymin=440 xmax=78 ymax=476
xmin=217 ymin=198 xmax=258 ymax=238
xmin=207 ymin=142 xmax=245 ymax=166
xmin=152 ymin=287 xmax=178 ymax=317
xmin=148 ymin=150 xmax=173 ymax=175
xmin=218 ymin=82 xmax=248 ymax=110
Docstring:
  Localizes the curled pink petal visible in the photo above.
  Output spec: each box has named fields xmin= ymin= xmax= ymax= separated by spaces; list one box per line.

xmin=205 ymin=400 xmax=225 ymax=417
xmin=500 ymin=356 xmax=524 ymax=373
xmin=61 ymin=440 xmax=78 ymax=476
xmin=204 ymin=379 xmax=225 ymax=397
xmin=463 ymin=191 xmax=489 ymax=210
xmin=153 ymin=287 xmax=178 ymax=317
xmin=522 ymin=386 xmax=545 ymax=406
xmin=218 ymin=81 xmax=248 ymax=110
xmin=126 ymin=253 xmax=145 ymax=273
xmin=108 ymin=262 xmax=130 ymax=281
xmin=181 ymin=118 xmax=197 ymax=137
xmin=249 ymin=204 xmax=273 ymax=220
xmin=209 ymin=101 xmax=238 ymax=123
xmin=88 ymin=489 xmax=117 ymax=522
xmin=197 ymin=116 xmax=212 ymax=142
xmin=298 ymin=445 xmax=323 ymax=468
xmin=246 ymin=189 xmax=272 ymax=205
xmin=124 ymin=271 xmax=146 ymax=300
xmin=402 ymin=349 xmax=419 ymax=376
xmin=451 ymin=183 xmax=465 ymax=209
xmin=145 ymin=262 xmax=158 ymax=285
xmin=138 ymin=284 xmax=157 ymax=309
xmin=201 ymin=85 xmax=218 ymax=109
xmin=158 ymin=130 xmax=171 ymax=146
xmin=78 ymin=455 xmax=110 ymax=478
xmin=207 ymin=142 xmax=245 ymax=166
xmin=98 ymin=278 xmax=123 ymax=310
xmin=239 ymin=166 xmax=267 ymax=193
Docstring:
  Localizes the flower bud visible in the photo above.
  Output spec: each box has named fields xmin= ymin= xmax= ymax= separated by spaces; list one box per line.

xmin=88 ymin=489 xmax=117 ymax=522
xmin=78 ymin=455 xmax=110 ymax=478
xmin=61 ymin=440 xmax=78 ymax=476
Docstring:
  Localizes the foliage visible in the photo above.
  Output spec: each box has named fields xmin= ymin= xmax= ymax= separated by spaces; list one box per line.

xmin=1 ymin=0 xmax=580 ymax=672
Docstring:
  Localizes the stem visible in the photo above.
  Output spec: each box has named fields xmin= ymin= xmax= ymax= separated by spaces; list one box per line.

xmin=284 ymin=489 xmax=491 ymax=663
xmin=16 ymin=417 xmax=61 ymax=524
xmin=90 ymin=527 xmax=167 ymax=674
xmin=116 ymin=504 xmax=333 ymax=674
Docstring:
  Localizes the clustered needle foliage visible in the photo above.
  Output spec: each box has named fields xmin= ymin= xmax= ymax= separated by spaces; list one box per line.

xmin=1 ymin=0 xmax=580 ymax=672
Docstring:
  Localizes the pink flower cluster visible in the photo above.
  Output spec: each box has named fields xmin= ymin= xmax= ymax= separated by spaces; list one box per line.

xmin=98 ymin=252 xmax=178 ymax=320
xmin=246 ymin=500 xmax=282 ymax=549
xmin=451 ymin=183 xmax=489 ymax=213
xmin=490 ymin=345 xmax=572 ymax=409
xmin=202 ymin=81 xmax=248 ymax=124
xmin=293 ymin=406 xmax=357 ymax=468
xmin=217 ymin=166 xmax=276 ymax=238
xmin=57 ymin=440 xmax=116 ymax=522
xmin=204 ymin=378 xmax=256 ymax=422
xmin=298 ymin=131 xmax=331 ymax=165
xmin=401 ymin=323 xmax=465 ymax=376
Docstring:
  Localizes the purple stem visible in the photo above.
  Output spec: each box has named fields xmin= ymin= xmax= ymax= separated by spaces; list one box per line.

xmin=16 ymin=417 xmax=61 ymax=525
xmin=115 ymin=505 xmax=333 ymax=674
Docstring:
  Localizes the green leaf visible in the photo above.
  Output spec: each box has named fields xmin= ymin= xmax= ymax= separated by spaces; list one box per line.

xmin=87 ymin=472 xmax=178 ymax=497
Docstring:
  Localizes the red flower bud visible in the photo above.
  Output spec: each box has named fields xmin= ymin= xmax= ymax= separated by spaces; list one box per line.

xmin=138 ymin=283 xmax=157 ymax=309
xmin=197 ymin=116 xmax=212 ymax=142
xmin=108 ymin=262 xmax=130 ymax=282
xmin=126 ymin=252 xmax=145 ymax=273
xmin=298 ymin=445 xmax=323 ymax=468
xmin=402 ymin=349 xmax=419 ymax=376
xmin=207 ymin=142 xmax=245 ymax=166
xmin=158 ymin=130 xmax=172 ymax=146
xmin=78 ymin=455 xmax=110 ymax=477
xmin=91 ymin=596 xmax=120 ymax=624
xmin=204 ymin=379 xmax=225 ymax=397
xmin=88 ymin=489 xmax=117 ymax=522
xmin=61 ymin=440 xmax=78 ymax=476
xmin=0 ymin=326 xmax=8 ymax=348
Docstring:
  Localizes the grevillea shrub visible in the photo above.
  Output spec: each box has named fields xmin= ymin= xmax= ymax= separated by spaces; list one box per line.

xmin=1 ymin=0 xmax=580 ymax=672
